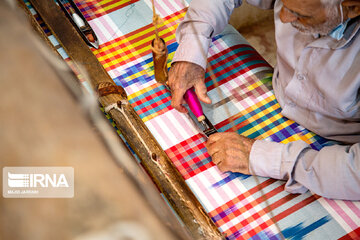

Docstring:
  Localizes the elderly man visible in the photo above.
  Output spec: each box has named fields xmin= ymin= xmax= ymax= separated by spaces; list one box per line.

xmin=168 ymin=0 xmax=360 ymax=200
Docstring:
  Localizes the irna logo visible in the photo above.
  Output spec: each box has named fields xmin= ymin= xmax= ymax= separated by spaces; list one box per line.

xmin=8 ymin=172 xmax=69 ymax=188
xmin=3 ymin=167 xmax=74 ymax=198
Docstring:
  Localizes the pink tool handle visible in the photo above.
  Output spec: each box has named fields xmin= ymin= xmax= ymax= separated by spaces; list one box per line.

xmin=184 ymin=87 xmax=204 ymax=119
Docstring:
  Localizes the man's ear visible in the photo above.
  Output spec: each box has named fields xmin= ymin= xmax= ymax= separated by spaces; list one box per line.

xmin=342 ymin=0 xmax=360 ymax=19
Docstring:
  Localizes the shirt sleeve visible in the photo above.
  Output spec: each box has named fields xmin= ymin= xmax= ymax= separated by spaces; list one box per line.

xmin=172 ymin=0 xmax=242 ymax=70
xmin=249 ymin=139 xmax=360 ymax=200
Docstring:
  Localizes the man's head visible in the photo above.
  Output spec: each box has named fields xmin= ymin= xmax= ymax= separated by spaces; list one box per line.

xmin=280 ymin=0 xmax=360 ymax=36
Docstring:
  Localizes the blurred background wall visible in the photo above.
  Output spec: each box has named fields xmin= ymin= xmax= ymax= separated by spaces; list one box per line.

xmin=229 ymin=2 xmax=276 ymax=67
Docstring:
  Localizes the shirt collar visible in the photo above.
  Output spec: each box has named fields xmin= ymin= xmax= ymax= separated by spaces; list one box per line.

xmin=308 ymin=16 xmax=360 ymax=49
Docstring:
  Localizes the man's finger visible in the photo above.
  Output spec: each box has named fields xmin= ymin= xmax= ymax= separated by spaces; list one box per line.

xmin=206 ymin=142 xmax=220 ymax=156
xmin=215 ymin=159 xmax=231 ymax=173
xmin=207 ymin=133 xmax=224 ymax=145
xmin=212 ymin=152 xmax=222 ymax=165
xmin=194 ymin=81 xmax=212 ymax=104
xmin=217 ymin=163 xmax=229 ymax=173
xmin=171 ymin=89 xmax=188 ymax=113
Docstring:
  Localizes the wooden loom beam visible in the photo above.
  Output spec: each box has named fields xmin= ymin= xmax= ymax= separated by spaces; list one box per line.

xmin=23 ymin=0 xmax=224 ymax=239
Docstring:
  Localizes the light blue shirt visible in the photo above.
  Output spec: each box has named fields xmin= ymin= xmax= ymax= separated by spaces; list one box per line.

xmin=172 ymin=0 xmax=360 ymax=200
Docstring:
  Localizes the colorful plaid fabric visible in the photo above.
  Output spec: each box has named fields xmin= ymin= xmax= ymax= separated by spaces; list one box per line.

xmin=25 ymin=0 xmax=360 ymax=239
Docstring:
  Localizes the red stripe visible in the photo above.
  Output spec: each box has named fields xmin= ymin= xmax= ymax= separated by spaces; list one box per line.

xmin=209 ymin=179 xmax=276 ymax=218
xmin=230 ymin=185 xmax=292 ymax=226
xmin=210 ymin=50 xmax=257 ymax=68
xmin=94 ymin=9 xmax=187 ymax=70
xmin=205 ymin=46 xmax=270 ymax=92
xmin=204 ymin=46 xmax=271 ymax=96
xmin=165 ymin=134 xmax=215 ymax=180
xmin=338 ymin=227 xmax=360 ymax=240
xmin=103 ymin=3 xmax=134 ymax=15
xmin=75 ymin=0 xmax=105 ymax=21
xmin=207 ymin=54 xmax=267 ymax=79
xmin=102 ymin=0 xmax=140 ymax=16
xmin=248 ymin=179 xmax=277 ymax=194
xmin=207 ymin=44 xmax=255 ymax=61
xmin=226 ymin=195 xmax=317 ymax=238
xmin=97 ymin=31 xmax=176 ymax=71
xmin=210 ymin=180 xmax=318 ymax=237
xmin=76 ymin=0 xmax=141 ymax=21
xmin=215 ymin=114 xmax=249 ymax=130
xmin=101 ymin=0 xmax=138 ymax=9
xmin=208 ymin=44 xmax=269 ymax=64
xmin=206 ymin=61 xmax=269 ymax=92
xmin=211 ymin=183 xmax=297 ymax=228
xmin=274 ymin=195 xmax=318 ymax=221
xmin=98 ymin=8 xmax=186 ymax=49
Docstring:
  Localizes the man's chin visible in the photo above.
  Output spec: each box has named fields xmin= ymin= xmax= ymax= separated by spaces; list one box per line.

xmin=291 ymin=22 xmax=332 ymax=36
xmin=291 ymin=23 xmax=315 ymax=35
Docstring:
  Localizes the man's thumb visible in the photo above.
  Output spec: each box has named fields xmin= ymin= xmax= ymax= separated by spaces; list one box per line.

xmin=194 ymin=82 xmax=211 ymax=104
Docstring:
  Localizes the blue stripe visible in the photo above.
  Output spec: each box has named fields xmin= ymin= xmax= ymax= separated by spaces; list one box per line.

xmin=212 ymin=172 xmax=250 ymax=188
xmin=282 ymin=216 xmax=331 ymax=240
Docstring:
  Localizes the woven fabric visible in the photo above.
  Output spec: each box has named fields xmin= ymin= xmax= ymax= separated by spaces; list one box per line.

xmin=25 ymin=0 xmax=360 ymax=239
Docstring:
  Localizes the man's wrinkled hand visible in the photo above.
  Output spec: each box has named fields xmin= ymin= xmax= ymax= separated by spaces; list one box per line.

xmin=168 ymin=61 xmax=211 ymax=113
xmin=206 ymin=132 xmax=255 ymax=174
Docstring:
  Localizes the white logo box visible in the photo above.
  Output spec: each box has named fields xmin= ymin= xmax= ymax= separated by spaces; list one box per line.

xmin=3 ymin=167 xmax=74 ymax=198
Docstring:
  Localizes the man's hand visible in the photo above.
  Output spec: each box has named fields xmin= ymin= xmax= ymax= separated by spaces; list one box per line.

xmin=206 ymin=132 xmax=255 ymax=174
xmin=168 ymin=61 xmax=211 ymax=113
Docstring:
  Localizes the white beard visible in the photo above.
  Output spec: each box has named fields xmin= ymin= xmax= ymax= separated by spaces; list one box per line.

xmin=291 ymin=6 xmax=342 ymax=36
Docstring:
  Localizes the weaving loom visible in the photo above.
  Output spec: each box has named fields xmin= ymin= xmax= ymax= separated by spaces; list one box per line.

xmin=23 ymin=0 xmax=360 ymax=239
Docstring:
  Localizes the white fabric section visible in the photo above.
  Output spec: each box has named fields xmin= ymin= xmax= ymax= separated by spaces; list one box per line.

xmin=336 ymin=201 xmax=360 ymax=228
xmin=145 ymin=109 xmax=199 ymax=149
xmin=186 ymin=166 xmax=250 ymax=212
xmin=317 ymin=198 xmax=354 ymax=233
xmin=186 ymin=167 xmax=281 ymax=236
xmin=89 ymin=15 xmax=121 ymax=44
xmin=124 ymin=79 xmax=157 ymax=96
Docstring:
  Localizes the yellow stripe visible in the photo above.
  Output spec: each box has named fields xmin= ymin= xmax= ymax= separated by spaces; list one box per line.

xmin=240 ymin=95 xmax=313 ymax=143
xmin=94 ymin=11 xmax=185 ymax=65
xmin=128 ymin=84 xmax=157 ymax=100
xmin=98 ymin=24 xmax=178 ymax=62
xmin=101 ymin=33 xmax=175 ymax=69
xmin=108 ymin=51 xmax=174 ymax=92
xmin=98 ymin=29 xmax=171 ymax=67
xmin=127 ymin=84 xmax=169 ymax=122
xmin=109 ymin=0 xmax=134 ymax=11
xmin=99 ymin=32 xmax=175 ymax=68
xmin=94 ymin=10 xmax=184 ymax=54
xmin=111 ymin=50 xmax=174 ymax=85
xmin=142 ymin=112 xmax=162 ymax=122
xmin=99 ymin=0 xmax=133 ymax=12
xmin=247 ymin=80 xmax=264 ymax=91
xmin=98 ymin=0 xmax=117 ymax=5
xmin=241 ymin=96 xmax=277 ymax=136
